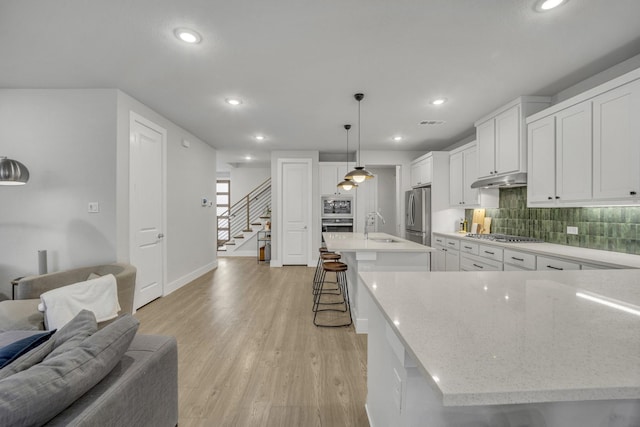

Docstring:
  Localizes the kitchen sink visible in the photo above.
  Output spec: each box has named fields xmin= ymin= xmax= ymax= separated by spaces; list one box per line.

xmin=369 ymin=238 xmax=400 ymax=243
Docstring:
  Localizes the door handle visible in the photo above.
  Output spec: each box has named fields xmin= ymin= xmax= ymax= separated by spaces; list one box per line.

xmin=157 ymin=233 xmax=165 ymax=239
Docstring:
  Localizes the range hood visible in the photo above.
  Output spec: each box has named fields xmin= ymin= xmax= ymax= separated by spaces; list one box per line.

xmin=470 ymin=172 xmax=527 ymax=189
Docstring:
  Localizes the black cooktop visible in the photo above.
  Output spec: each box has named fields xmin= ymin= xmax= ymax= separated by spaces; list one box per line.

xmin=465 ymin=233 xmax=543 ymax=243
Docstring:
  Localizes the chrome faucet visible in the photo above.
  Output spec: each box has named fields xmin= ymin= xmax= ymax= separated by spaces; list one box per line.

xmin=364 ymin=211 xmax=386 ymax=239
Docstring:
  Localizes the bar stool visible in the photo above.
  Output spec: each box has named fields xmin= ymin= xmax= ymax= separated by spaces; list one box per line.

xmin=313 ymin=250 xmax=341 ymax=297
xmin=313 ymin=261 xmax=352 ymax=327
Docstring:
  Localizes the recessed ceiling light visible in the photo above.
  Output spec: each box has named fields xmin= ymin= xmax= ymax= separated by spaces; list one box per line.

xmin=535 ymin=0 xmax=567 ymax=11
xmin=393 ymin=136 xmax=403 ymax=142
xmin=244 ymin=156 xmax=252 ymax=160
xmin=226 ymin=98 xmax=242 ymax=106
xmin=174 ymin=28 xmax=202 ymax=44
xmin=255 ymin=135 xmax=265 ymax=141
xmin=431 ymin=98 xmax=447 ymax=106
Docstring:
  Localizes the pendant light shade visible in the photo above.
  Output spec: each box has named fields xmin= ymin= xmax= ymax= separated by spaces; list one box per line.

xmin=345 ymin=93 xmax=374 ymax=183
xmin=337 ymin=124 xmax=358 ymax=191
xmin=0 ymin=157 xmax=30 ymax=185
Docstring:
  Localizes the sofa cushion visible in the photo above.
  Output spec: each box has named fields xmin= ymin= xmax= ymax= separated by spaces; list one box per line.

xmin=0 ymin=299 xmax=43 ymax=331
xmin=0 ymin=330 xmax=55 ymax=368
xmin=0 ymin=309 xmax=98 ymax=380
xmin=0 ymin=314 xmax=139 ymax=426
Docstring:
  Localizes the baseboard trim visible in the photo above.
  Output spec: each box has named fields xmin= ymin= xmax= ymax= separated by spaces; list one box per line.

xmin=164 ymin=260 xmax=218 ymax=296
xmin=365 ymin=404 xmax=374 ymax=427
xmin=217 ymin=250 xmax=256 ymax=257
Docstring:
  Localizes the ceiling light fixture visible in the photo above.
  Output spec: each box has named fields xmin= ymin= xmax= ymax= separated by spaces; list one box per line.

xmin=535 ymin=0 xmax=567 ymax=11
xmin=393 ymin=136 xmax=403 ymax=142
xmin=174 ymin=28 xmax=202 ymax=44
xmin=0 ymin=157 xmax=30 ymax=185
xmin=431 ymin=98 xmax=447 ymax=105
xmin=337 ymin=124 xmax=357 ymax=191
xmin=226 ymin=98 xmax=242 ymax=106
xmin=345 ymin=93 xmax=374 ymax=184
xmin=255 ymin=135 xmax=265 ymax=141
xmin=244 ymin=156 xmax=252 ymax=160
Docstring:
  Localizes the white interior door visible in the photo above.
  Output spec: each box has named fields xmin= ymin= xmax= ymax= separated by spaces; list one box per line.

xmin=130 ymin=113 xmax=166 ymax=309
xmin=281 ymin=160 xmax=311 ymax=265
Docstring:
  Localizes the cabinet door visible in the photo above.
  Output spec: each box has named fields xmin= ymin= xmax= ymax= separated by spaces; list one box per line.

xmin=476 ymin=119 xmax=496 ymax=178
xmin=555 ymin=102 xmax=592 ymax=202
xmin=319 ymin=164 xmax=338 ymax=195
xmin=495 ymin=105 xmax=521 ymax=175
xmin=462 ymin=146 xmax=479 ymax=205
xmin=445 ymin=249 xmax=459 ymax=271
xmin=423 ymin=156 xmax=433 ymax=185
xmin=335 ymin=163 xmax=349 ymax=194
xmin=593 ymin=80 xmax=640 ymax=201
xmin=449 ymin=151 xmax=464 ymax=206
xmin=433 ymin=247 xmax=447 ymax=271
xmin=410 ymin=160 xmax=422 ymax=187
xmin=527 ymin=116 xmax=556 ymax=204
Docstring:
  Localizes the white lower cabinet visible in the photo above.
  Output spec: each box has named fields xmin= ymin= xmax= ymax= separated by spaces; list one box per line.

xmin=445 ymin=249 xmax=460 ymax=272
xmin=536 ymin=255 xmax=581 ymax=271
xmin=432 ymin=236 xmax=460 ymax=271
xmin=460 ymin=253 xmax=502 ymax=271
xmin=503 ymin=249 xmax=536 ymax=270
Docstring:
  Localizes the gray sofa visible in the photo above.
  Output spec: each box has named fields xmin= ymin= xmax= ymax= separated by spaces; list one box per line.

xmin=0 ymin=264 xmax=178 ymax=426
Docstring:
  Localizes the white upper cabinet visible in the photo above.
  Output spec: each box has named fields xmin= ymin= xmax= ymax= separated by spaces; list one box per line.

xmin=319 ymin=162 xmax=349 ymax=195
xmin=528 ymin=100 xmax=593 ymax=206
xmin=527 ymin=68 xmax=640 ymax=207
xmin=527 ymin=115 xmax=556 ymax=204
xmin=475 ymin=97 xmax=551 ymax=181
xmin=592 ymin=79 xmax=640 ymax=201
xmin=410 ymin=154 xmax=433 ymax=187
xmin=449 ymin=142 xmax=498 ymax=207
xmin=555 ymin=101 xmax=593 ymax=203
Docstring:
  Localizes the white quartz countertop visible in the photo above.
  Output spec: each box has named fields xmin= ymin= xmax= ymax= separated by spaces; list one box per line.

xmin=434 ymin=232 xmax=640 ymax=269
xmin=323 ymin=232 xmax=434 ymax=253
xmin=360 ymin=269 xmax=640 ymax=406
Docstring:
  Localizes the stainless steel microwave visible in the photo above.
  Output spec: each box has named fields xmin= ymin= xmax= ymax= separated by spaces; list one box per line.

xmin=321 ymin=195 xmax=354 ymax=218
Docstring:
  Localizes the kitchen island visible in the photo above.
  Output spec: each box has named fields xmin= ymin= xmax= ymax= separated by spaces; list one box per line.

xmin=322 ymin=232 xmax=433 ymax=334
xmin=359 ymin=269 xmax=640 ymax=427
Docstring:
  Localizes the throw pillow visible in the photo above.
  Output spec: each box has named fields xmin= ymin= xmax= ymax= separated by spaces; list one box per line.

xmin=0 ymin=309 xmax=97 ymax=380
xmin=0 ymin=330 xmax=55 ymax=368
xmin=0 ymin=314 xmax=139 ymax=427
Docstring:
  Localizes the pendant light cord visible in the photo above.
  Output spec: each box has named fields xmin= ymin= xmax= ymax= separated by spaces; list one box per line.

xmin=357 ymin=99 xmax=361 ymax=167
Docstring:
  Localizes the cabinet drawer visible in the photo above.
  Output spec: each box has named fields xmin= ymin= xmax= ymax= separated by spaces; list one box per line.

xmin=504 ymin=249 xmax=536 ymax=270
xmin=445 ymin=238 xmax=460 ymax=250
xmin=504 ymin=263 xmax=530 ymax=271
xmin=433 ymin=235 xmax=446 ymax=246
xmin=479 ymin=245 xmax=503 ymax=262
xmin=460 ymin=241 xmax=479 ymax=255
xmin=460 ymin=254 xmax=502 ymax=271
xmin=536 ymin=256 xmax=580 ymax=271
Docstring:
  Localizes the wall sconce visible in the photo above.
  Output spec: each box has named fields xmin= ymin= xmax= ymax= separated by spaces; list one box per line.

xmin=0 ymin=157 xmax=30 ymax=185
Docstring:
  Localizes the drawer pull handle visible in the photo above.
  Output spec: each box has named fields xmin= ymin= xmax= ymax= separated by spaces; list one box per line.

xmin=448 ymin=242 xmax=455 ymax=246
xmin=511 ymin=257 xmax=524 ymax=261
xmin=631 ymin=191 xmax=637 ymax=196
xmin=464 ymin=246 xmax=473 ymax=250
xmin=547 ymin=265 xmax=563 ymax=270
xmin=484 ymin=250 xmax=495 ymax=255
xmin=472 ymin=263 xmax=484 ymax=269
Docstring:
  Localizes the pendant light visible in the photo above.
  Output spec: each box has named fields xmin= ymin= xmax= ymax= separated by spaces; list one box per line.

xmin=337 ymin=124 xmax=358 ymax=191
xmin=0 ymin=157 xmax=30 ymax=185
xmin=345 ymin=93 xmax=374 ymax=183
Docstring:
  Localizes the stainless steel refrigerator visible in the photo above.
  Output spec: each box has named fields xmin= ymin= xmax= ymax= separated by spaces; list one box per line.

xmin=405 ymin=187 xmax=431 ymax=246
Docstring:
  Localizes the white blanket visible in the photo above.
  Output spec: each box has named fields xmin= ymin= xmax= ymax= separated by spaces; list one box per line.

xmin=39 ymin=274 xmax=122 ymax=330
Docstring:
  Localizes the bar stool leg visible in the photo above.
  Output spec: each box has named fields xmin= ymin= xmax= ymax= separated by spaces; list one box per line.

xmin=313 ymin=263 xmax=352 ymax=328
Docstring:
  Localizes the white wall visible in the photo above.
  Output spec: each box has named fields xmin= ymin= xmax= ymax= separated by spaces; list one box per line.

xmin=228 ymin=167 xmax=270 ymax=205
xmin=116 ymin=91 xmax=217 ymax=293
xmin=0 ymin=89 xmax=118 ymax=297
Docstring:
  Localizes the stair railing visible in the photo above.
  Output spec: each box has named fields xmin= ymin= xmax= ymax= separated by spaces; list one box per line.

xmin=217 ymin=178 xmax=271 ymax=248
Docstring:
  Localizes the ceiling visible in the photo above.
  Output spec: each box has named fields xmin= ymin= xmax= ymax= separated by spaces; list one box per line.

xmin=2 ymin=0 xmax=640 ymax=166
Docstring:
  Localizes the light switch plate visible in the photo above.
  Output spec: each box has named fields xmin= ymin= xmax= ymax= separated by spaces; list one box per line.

xmin=88 ymin=202 xmax=100 ymax=213
xmin=567 ymin=226 xmax=578 ymax=235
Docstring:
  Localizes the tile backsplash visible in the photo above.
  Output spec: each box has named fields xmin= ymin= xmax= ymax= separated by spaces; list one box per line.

xmin=465 ymin=187 xmax=640 ymax=255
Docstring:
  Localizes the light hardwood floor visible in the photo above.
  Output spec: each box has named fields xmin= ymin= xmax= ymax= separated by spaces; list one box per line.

xmin=135 ymin=257 xmax=369 ymax=427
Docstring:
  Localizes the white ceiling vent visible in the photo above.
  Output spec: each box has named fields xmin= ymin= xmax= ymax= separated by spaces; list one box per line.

xmin=419 ymin=120 xmax=446 ymax=125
